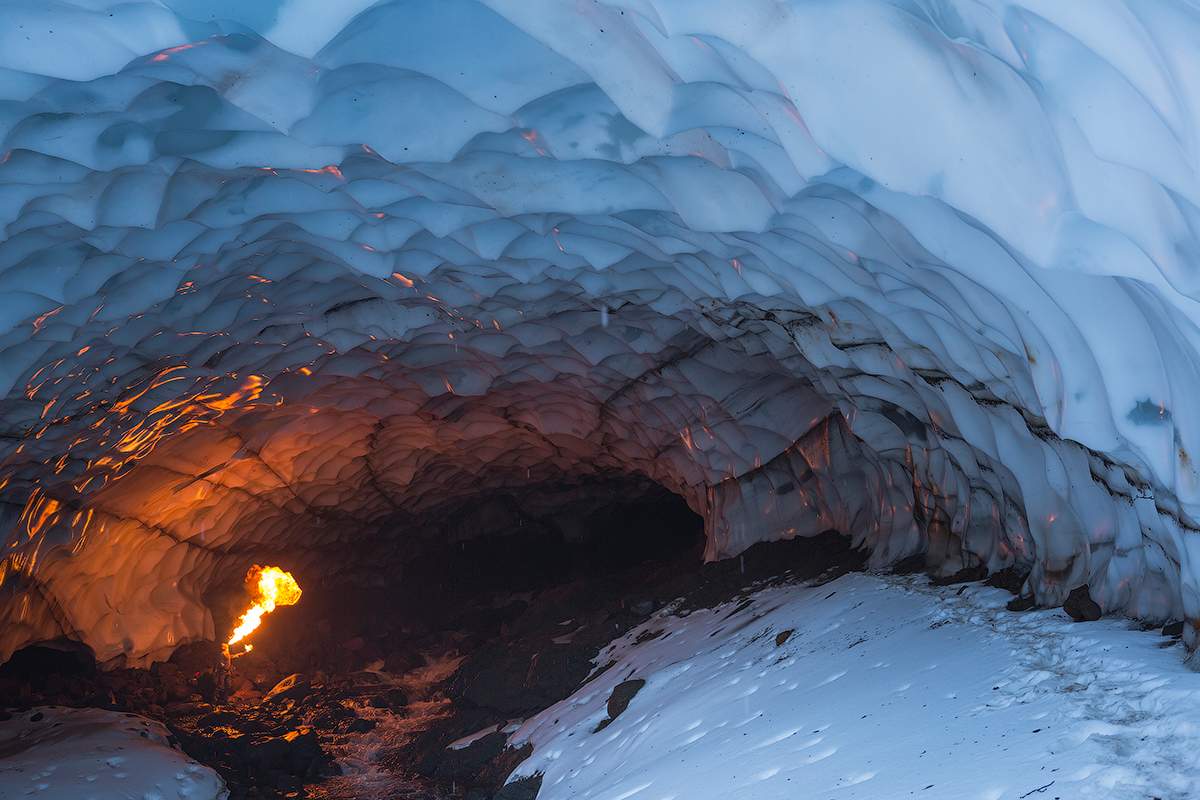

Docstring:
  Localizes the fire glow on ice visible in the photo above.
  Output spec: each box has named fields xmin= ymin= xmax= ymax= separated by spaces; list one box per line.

xmin=510 ymin=575 xmax=1200 ymax=800
xmin=2 ymin=0 xmax=1200 ymax=670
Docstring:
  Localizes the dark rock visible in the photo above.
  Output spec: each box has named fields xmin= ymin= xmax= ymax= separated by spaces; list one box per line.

xmin=366 ymin=686 xmax=408 ymax=710
xmin=195 ymin=672 xmax=219 ymax=703
xmin=775 ymin=629 xmax=793 ymax=647
xmin=197 ymin=709 xmax=240 ymax=727
xmin=985 ymin=566 xmax=1029 ymax=595
xmin=494 ymin=773 xmax=544 ymax=800
xmin=153 ymin=661 xmax=181 ymax=680
xmin=168 ymin=641 xmax=225 ymax=674
xmin=0 ymin=643 xmax=96 ymax=691
xmin=410 ymin=730 xmax=451 ymax=778
xmin=151 ymin=662 xmax=194 ymax=703
xmin=346 ymin=717 xmax=376 ymax=734
xmin=633 ymin=628 xmax=666 ymax=645
xmin=264 ymin=673 xmax=310 ymax=704
xmin=312 ymin=704 xmax=354 ymax=729
xmin=434 ymin=730 xmax=507 ymax=781
xmin=407 ymin=703 xmax=501 ymax=780
xmin=1006 ymin=595 xmax=1036 ymax=612
xmin=930 ymin=563 xmax=987 ymax=586
xmin=455 ymin=605 xmax=521 ymax=640
xmin=594 ymin=678 xmax=645 ymax=733
xmin=248 ymin=728 xmax=322 ymax=772
xmin=383 ymin=687 xmax=408 ymax=709
xmin=383 ymin=650 xmax=423 ymax=674
xmin=248 ymin=736 xmax=291 ymax=770
xmin=1063 ymin=585 xmax=1102 ymax=622
xmin=674 ymin=531 xmax=867 ymax=613
xmin=29 ymin=711 xmax=44 ymax=722
xmin=1163 ymin=620 xmax=1185 ymax=637
xmin=456 ymin=640 xmax=594 ymax=716
xmin=241 ymin=656 xmax=283 ymax=691
xmin=473 ymin=742 xmax=534 ymax=794
xmin=891 ymin=553 xmax=927 ymax=575
xmin=606 ymin=679 xmax=644 ymax=719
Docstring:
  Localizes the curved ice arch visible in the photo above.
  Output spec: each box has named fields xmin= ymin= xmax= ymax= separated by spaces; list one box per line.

xmin=0 ymin=0 xmax=1199 ymax=665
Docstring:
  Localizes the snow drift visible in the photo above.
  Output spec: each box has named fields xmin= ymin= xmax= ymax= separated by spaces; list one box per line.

xmin=0 ymin=706 xmax=227 ymax=799
xmin=509 ymin=574 xmax=1200 ymax=798
xmin=1 ymin=0 xmax=1200 ymax=666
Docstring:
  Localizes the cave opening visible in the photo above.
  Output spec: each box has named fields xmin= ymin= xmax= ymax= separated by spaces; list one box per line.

xmin=0 ymin=461 xmax=870 ymax=798
xmin=222 ymin=474 xmax=709 ymax=682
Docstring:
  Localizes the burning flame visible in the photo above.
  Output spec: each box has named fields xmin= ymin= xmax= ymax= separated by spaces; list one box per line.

xmin=227 ymin=565 xmax=301 ymax=650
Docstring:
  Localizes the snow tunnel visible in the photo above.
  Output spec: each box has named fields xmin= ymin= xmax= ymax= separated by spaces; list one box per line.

xmin=2 ymin=0 xmax=1200 ymax=743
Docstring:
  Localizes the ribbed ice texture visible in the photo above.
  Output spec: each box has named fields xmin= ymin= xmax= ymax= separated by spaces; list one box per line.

xmin=1 ymin=0 xmax=1199 ymax=665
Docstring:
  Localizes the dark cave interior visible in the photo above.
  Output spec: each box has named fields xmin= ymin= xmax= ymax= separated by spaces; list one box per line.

xmin=3 ymin=481 xmax=872 ymax=799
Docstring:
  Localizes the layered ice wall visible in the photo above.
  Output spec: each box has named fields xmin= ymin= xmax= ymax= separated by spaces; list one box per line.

xmin=2 ymin=0 xmax=1200 ymax=665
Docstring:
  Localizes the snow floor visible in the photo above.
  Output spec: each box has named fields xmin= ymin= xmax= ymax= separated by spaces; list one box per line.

xmin=0 ymin=706 xmax=227 ymax=800
xmin=510 ymin=574 xmax=1199 ymax=800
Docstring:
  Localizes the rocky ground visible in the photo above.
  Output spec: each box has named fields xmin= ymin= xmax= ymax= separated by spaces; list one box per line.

xmin=1 ymin=530 xmax=895 ymax=799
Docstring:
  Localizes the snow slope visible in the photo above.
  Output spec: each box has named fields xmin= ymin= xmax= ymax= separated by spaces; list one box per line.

xmin=0 ymin=706 xmax=228 ymax=800
xmin=511 ymin=574 xmax=1200 ymax=799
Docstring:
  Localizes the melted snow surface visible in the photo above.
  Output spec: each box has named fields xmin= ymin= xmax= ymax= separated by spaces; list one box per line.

xmin=512 ymin=575 xmax=1200 ymax=799
xmin=0 ymin=706 xmax=227 ymax=800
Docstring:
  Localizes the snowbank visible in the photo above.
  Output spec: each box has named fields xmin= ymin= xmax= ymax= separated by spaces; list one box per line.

xmin=0 ymin=706 xmax=228 ymax=800
xmin=512 ymin=574 xmax=1200 ymax=799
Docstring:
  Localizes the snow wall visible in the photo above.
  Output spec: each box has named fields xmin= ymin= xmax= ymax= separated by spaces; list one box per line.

xmin=2 ymin=0 xmax=1200 ymax=666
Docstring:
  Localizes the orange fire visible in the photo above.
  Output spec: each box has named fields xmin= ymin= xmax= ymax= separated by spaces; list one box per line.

xmin=227 ymin=566 xmax=302 ymax=651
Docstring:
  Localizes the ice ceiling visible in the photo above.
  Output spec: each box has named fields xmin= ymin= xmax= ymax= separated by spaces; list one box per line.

xmin=2 ymin=0 xmax=1200 ymax=666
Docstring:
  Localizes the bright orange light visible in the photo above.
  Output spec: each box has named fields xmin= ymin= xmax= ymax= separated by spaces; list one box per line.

xmin=301 ymin=164 xmax=344 ymax=180
xmin=32 ymin=306 xmax=63 ymax=332
xmin=151 ymin=42 xmax=203 ymax=62
xmin=227 ymin=566 xmax=301 ymax=650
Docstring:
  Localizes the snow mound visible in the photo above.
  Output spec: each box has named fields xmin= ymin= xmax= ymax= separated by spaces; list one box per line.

xmin=1 ymin=1 xmax=1200 ymax=664
xmin=511 ymin=575 xmax=1200 ymax=799
xmin=0 ymin=706 xmax=228 ymax=800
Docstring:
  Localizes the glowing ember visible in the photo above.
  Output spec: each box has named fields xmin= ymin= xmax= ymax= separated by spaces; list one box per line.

xmin=227 ymin=565 xmax=301 ymax=650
